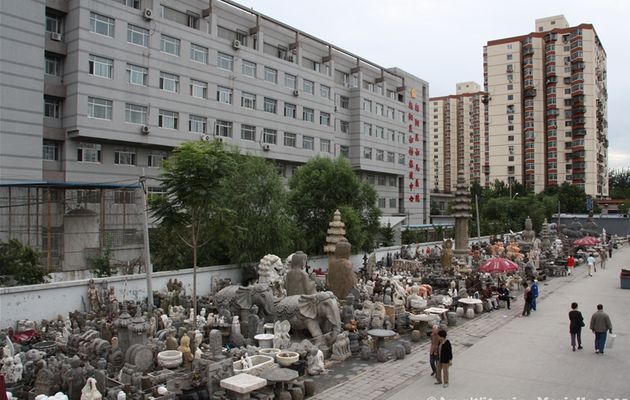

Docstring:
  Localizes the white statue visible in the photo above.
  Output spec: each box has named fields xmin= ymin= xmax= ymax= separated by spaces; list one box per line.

xmin=273 ymin=320 xmax=291 ymax=350
xmin=306 ymin=348 xmax=326 ymax=375
xmin=116 ymin=391 xmax=126 ymax=400
xmin=12 ymin=355 xmax=23 ymax=383
xmin=80 ymin=377 xmax=102 ymax=400
xmin=1 ymin=357 xmax=17 ymax=384
xmin=194 ymin=331 xmax=204 ymax=360
xmin=160 ymin=314 xmax=172 ymax=330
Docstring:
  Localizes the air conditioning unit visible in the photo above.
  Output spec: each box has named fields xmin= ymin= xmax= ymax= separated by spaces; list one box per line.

xmin=285 ymin=55 xmax=294 ymax=62
xmin=232 ymin=39 xmax=241 ymax=50
xmin=141 ymin=125 xmax=150 ymax=135
xmin=262 ymin=144 xmax=271 ymax=151
xmin=215 ymin=136 xmax=225 ymax=143
xmin=50 ymin=32 xmax=62 ymax=41
xmin=292 ymin=90 xmax=299 ymax=97
xmin=143 ymin=8 xmax=153 ymax=20
xmin=200 ymin=134 xmax=211 ymax=141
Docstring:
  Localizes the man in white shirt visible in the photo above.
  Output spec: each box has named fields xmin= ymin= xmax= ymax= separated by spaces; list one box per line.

xmin=586 ymin=253 xmax=595 ymax=277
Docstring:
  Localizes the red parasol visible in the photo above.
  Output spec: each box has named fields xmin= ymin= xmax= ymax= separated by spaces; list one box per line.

xmin=573 ymin=236 xmax=600 ymax=246
xmin=479 ymin=257 xmax=519 ymax=273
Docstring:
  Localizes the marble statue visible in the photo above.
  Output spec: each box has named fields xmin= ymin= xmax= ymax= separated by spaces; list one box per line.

xmin=87 ymin=280 xmax=100 ymax=314
xmin=80 ymin=377 xmax=102 ymax=400
xmin=177 ymin=336 xmax=194 ymax=370
xmin=273 ymin=320 xmax=291 ymax=350
xmin=441 ymin=239 xmax=453 ymax=271
xmin=257 ymin=254 xmax=286 ymax=295
xmin=306 ymin=348 xmax=326 ymax=375
xmin=285 ymin=251 xmax=316 ymax=296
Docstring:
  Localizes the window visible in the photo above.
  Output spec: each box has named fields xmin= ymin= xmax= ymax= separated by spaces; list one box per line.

xmin=302 ymin=107 xmax=314 ymax=122
xmin=507 ymin=94 xmax=514 ymax=101
xmin=264 ymin=67 xmax=277 ymax=83
xmin=340 ymin=96 xmax=349 ymax=109
xmin=217 ymin=86 xmax=233 ymax=104
xmin=241 ymin=124 xmax=256 ymax=141
xmin=190 ymin=80 xmax=207 ymax=99
xmin=217 ymin=52 xmax=233 ymax=71
xmin=284 ymin=132 xmax=297 ymax=147
xmin=148 ymin=151 xmax=168 ymax=168
xmin=190 ymin=44 xmax=209 ymax=64
xmin=363 ymin=147 xmax=372 ymax=159
xmin=284 ymin=73 xmax=297 ymax=89
xmin=376 ymin=126 xmax=384 ymax=139
xmin=242 ymin=60 xmax=256 ymax=77
xmin=162 ymin=6 xmax=199 ymax=29
xmin=377 ymin=175 xmax=386 ymax=186
xmin=241 ymin=92 xmax=256 ymax=109
xmin=159 ymin=72 xmax=179 ymax=93
xmin=127 ymin=24 xmax=148 ymax=47
xmin=77 ymin=142 xmax=101 ymax=163
xmin=320 ymin=112 xmax=331 ymax=126
xmin=340 ymin=146 xmax=349 ymax=158
xmin=43 ymin=140 xmax=60 ymax=161
xmin=121 ymin=0 xmax=140 ymax=9
xmin=340 ymin=120 xmax=349 ymax=133
xmin=263 ymin=128 xmax=277 ymax=144
xmin=158 ymin=109 xmax=178 ymax=129
xmin=114 ymin=190 xmax=135 ymax=204
xmin=507 ymin=84 xmax=513 ymax=91
xmin=320 ymin=85 xmax=331 ymax=99
xmin=303 ymin=136 xmax=314 ymax=150
xmin=363 ymin=99 xmax=372 ymax=112
xmin=387 ymin=151 xmax=395 ymax=163
xmin=284 ymin=103 xmax=296 ymax=118
xmin=125 ymin=103 xmax=147 ymax=125
xmin=160 ymin=35 xmax=180 ymax=56
xmin=363 ymin=123 xmax=372 ymax=136
xmin=215 ymin=120 xmax=233 ymax=137
xmin=376 ymin=149 xmax=384 ymax=161
xmin=89 ymin=55 xmax=113 ymax=79
xmin=398 ymin=153 xmax=405 ymax=165
xmin=508 ymin=135 xmax=514 ymax=141
xmin=303 ymin=79 xmax=314 ymax=94
xmin=507 ymin=54 xmax=513 ymax=60
xmin=45 ymin=54 xmax=62 ymax=76
xmin=127 ymin=64 xmax=147 ymax=86
xmin=387 ymin=107 xmax=395 ymax=119
xmin=46 ymin=14 xmax=62 ymax=34
xmin=263 ymin=98 xmax=277 ymax=113
xmin=44 ymin=96 xmax=61 ymax=118
xmin=375 ymin=103 xmax=384 ymax=116
xmin=114 ymin=147 xmax=136 ymax=165
xmin=189 ymin=115 xmax=206 ymax=133
xmin=90 ymin=12 xmax=114 ymax=37
xmin=88 ymin=97 xmax=112 ymax=120
xmin=320 ymin=139 xmax=331 ymax=153
xmin=389 ymin=198 xmax=397 ymax=209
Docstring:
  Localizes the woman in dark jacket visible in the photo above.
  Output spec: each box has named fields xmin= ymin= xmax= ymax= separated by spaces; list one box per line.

xmin=569 ymin=302 xmax=584 ymax=351
xmin=435 ymin=329 xmax=453 ymax=387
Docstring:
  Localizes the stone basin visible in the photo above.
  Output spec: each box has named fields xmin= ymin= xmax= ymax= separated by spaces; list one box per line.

xmin=157 ymin=350 xmax=183 ymax=368
xmin=409 ymin=314 xmax=434 ymax=323
xmin=233 ymin=355 xmax=275 ymax=376
xmin=32 ymin=341 xmax=57 ymax=356
xmin=275 ymin=351 xmax=299 ymax=367
xmin=258 ymin=348 xmax=281 ymax=360
xmin=254 ymin=333 xmax=274 ymax=348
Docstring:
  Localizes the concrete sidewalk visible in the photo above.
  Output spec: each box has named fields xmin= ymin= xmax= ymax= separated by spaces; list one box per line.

xmin=312 ymin=244 xmax=630 ymax=400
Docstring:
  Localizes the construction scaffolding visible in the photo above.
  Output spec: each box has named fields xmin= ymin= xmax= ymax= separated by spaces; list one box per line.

xmin=0 ymin=183 xmax=145 ymax=275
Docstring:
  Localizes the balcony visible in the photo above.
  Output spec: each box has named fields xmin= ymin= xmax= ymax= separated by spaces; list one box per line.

xmin=46 ymin=0 xmax=68 ymax=13
xmin=44 ymin=76 xmax=66 ymax=98
xmin=45 ymin=34 xmax=67 ymax=55
xmin=523 ymin=47 xmax=534 ymax=56
xmin=572 ymin=128 xmax=587 ymax=137
xmin=571 ymin=62 xmax=585 ymax=71
xmin=524 ymin=88 xmax=536 ymax=98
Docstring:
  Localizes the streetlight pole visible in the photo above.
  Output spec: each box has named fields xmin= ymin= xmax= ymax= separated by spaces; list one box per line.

xmin=140 ymin=170 xmax=154 ymax=313
xmin=475 ymin=194 xmax=481 ymax=242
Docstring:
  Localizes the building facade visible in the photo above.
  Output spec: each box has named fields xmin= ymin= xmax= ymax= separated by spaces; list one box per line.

xmin=429 ymin=82 xmax=488 ymax=204
xmin=0 ymin=0 xmax=430 ymax=226
xmin=484 ymin=15 xmax=608 ymax=197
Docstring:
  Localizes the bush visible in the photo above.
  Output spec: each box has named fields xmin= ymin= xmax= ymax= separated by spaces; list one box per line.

xmin=0 ymin=239 xmax=49 ymax=285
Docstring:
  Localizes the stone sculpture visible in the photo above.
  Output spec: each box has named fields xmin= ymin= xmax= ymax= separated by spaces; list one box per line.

xmin=306 ymin=348 xmax=325 ymax=375
xmin=177 ymin=336 xmax=194 ymax=370
xmin=87 ymin=280 xmax=100 ymax=314
xmin=285 ymin=251 xmax=316 ymax=296
xmin=330 ymin=332 xmax=351 ymax=361
xmin=80 ymin=377 xmax=102 ymax=400
xmin=273 ymin=320 xmax=291 ymax=350
xmin=274 ymin=291 xmax=342 ymax=348
xmin=257 ymin=254 xmax=286 ymax=297
xmin=214 ymin=284 xmax=276 ymax=322
xmin=441 ymin=239 xmax=453 ymax=271
xmin=327 ymin=238 xmax=356 ymax=300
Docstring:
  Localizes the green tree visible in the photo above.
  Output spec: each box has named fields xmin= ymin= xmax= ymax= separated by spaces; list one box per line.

xmin=609 ymin=168 xmax=630 ymax=199
xmin=90 ymin=240 xmax=116 ymax=277
xmin=379 ymin=222 xmax=395 ymax=247
xmin=220 ymin=155 xmax=294 ymax=264
xmin=288 ymin=157 xmax=381 ymax=255
xmin=0 ymin=239 xmax=48 ymax=285
xmin=150 ymin=140 xmax=237 ymax=314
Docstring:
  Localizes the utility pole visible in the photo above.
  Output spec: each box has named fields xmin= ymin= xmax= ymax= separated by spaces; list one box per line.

xmin=140 ymin=170 xmax=154 ymax=313
xmin=475 ymin=194 xmax=481 ymax=242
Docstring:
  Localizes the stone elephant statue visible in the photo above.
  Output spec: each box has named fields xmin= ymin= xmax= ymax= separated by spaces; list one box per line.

xmin=275 ymin=291 xmax=342 ymax=348
xmin=214 ymin=284 xmax=276 ymax=322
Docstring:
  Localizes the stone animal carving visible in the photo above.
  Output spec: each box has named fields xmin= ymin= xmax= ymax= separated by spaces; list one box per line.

xmin=214 ymin=284 xmax=276 ymax=322
xmin=274 ymin=291 xmax=342 ymax=348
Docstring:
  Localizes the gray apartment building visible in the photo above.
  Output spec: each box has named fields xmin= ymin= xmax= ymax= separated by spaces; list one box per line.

xmin=0 ymin=0 xmax=430 ymax=231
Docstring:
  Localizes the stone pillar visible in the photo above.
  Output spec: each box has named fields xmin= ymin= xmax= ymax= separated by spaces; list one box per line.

xmin=453 ymin=170 xmax=471 ymax=259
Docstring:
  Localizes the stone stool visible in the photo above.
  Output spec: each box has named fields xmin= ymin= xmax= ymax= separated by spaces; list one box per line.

xmin=498 ymin=300 xmax=507 ymax=309
xmin=220 ymin=373 xmax=267 ymax=400
xmin=474 ymin=303 xmax=484 ymax=314
xmin=465 ymin=308 xmax=475 ymax=319
xmin=456 ymin=307 xmax=464 ymax=317
xmin=447 ymin=312 xmax=457 ymax=326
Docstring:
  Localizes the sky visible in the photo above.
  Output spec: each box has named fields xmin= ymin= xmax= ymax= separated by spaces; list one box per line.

xmin=241 ymin=0 xmax=630 ymax=171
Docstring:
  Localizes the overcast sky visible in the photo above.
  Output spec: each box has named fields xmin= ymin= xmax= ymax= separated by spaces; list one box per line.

xmin=242 ymin=0 xmax=629 ymax=171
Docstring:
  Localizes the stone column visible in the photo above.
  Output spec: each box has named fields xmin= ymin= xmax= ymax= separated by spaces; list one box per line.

xmin=453 ymin=170 xmax=471 ymax=259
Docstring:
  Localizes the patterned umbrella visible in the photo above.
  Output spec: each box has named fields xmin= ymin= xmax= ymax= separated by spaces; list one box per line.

xmin=479 ymin=257 xmax=519 ymax=273
xmin=573 ymin=236 xmax=600 ymax=246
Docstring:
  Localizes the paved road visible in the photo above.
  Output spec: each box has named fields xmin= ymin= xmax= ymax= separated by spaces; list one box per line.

xmin=312 ymin=244 xmax=630 ymax=400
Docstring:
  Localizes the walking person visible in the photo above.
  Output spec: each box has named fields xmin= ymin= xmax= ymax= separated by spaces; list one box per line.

xmin=567 ymin=254 xmax=575 ymax=276
xmin=530 ymin=279 xmax=539 ymax=311
xmin=568 ymin=302 xmax=584 ymax=351
xmin=586 ymin=253 xmax=595 ymax=276
xmin=608 ymin=243 xmax=613 ymax=258
xmin=521 ymin=282 xmax=532 ymax=316
xmin=435 ymin=329 xmax=452 ymax=388
xmin=599 ymin=248 xmax=607 ymax=269
xmin=429 ymin=325 xmax=440 ymax=377
xmin=589 ymin=304 xmax=613 ymax=354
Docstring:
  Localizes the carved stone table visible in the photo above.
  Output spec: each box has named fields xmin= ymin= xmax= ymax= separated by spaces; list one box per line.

xmin=260 ymin=367 xmax=299 ymax=395
xmin=220 ymin=373 xmax=267 ymax=400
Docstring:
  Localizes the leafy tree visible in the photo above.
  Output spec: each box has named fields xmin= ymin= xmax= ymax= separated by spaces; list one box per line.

xmin=220 ymin=155 xmax=294 ymax=264
xmin=0 ymin=239 xmax=48 ymax=285
xmin=609 ymin=168 xmax=630 ymax=199
xmin=379 ymin=222 xmax=395 ymax=247
xmin=288 ymin=157 xmax=381 ymax=255
xmin=556 ymin=182 xmax=587 ymax=213
xmin=90 ymin=240 xmax=116 ymax=277
xmin=150 ymin=141 xmax=237 ymax=314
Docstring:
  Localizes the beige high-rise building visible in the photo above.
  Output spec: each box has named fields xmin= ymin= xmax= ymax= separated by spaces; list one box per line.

xmin=429 ymin=82 xmax=488 ymax=203
xmin=484 ymin=16 xmax=608 ymax=197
